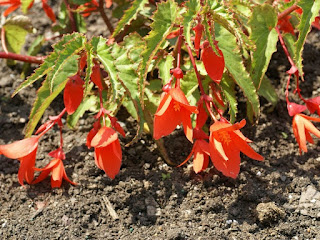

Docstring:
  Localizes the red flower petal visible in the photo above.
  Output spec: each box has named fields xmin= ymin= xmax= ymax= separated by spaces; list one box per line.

xmin=202 ymin=40 xmax=225 ymax=84
xmin=64 ymin=75 xmax=84 ymax=115
xmin=0 ymin=137 xmax=39 ymax=159
xmin=91 ymin=63 xmax=104 ymax=90
xmin=91 ymin=127 xmax=118 ymax=148
xmin=41 ymin=0 xmax=56 ymax=22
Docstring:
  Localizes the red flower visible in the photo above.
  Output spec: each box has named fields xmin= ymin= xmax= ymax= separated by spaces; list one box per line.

xmin=64 ymin=75 xmax=84 ymax=115
xmin=292 ymin=114 xmax=320 ymax=153
xmin=193 ymin=22 xmax=204 ymax=58
xmin=0 ymin=0 xmax=55 ymax=22
xmin=33 ymin=157 xmax=76 ymax=188
xmin=209 ymin=120 xmax=263 ymax=178
xmin=153 ymin=87 xmax=198 ymax=142
xmin=277 ymin=15 xmax=295 ymax=35
xmin=304 ymin=96 xmax=320 ymax=116
xmin=90 ymin=127 xmax=122 ymax=179
xmin=0 ymin=136 xmax=39 ymax=185
xmin=0 ymin=0 xmax=22 ymax=17
xmin=201 ymin=40 xmax=225 ymax=84
xmin=178 ymin=139 xmax=210 ymax=173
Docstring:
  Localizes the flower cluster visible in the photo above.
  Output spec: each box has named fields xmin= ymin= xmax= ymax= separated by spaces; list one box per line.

xmin=153 ymin=25 xmax=263 ymax=178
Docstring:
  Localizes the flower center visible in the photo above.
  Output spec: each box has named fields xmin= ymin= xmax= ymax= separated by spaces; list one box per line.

xmin=219 ymin=131 xmax=231 ymax=145
xmin=173 ymin=102 xmax=181 ymax=111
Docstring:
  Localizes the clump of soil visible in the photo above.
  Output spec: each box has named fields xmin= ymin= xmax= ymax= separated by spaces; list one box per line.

xmin=1 ymin=3 xmax=320 ymax=240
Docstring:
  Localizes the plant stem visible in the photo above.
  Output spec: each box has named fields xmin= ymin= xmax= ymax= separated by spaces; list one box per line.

xmin=143 ymin=108 xmax=177 ymax=166
xmin=64 ymin=0 xmax=77 ymax=32
xmin=278 ymin=4 xmax=299 ymax=20
xmin=1 ymin=28 xmax=8 ymax=54
xmin=0 ymin=52 xmax=44 ymax=64
xmin=98 ymin=0 xmax=114 ymax=34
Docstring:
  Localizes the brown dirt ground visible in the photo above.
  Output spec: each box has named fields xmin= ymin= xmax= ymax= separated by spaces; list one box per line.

xmin=0 ymin=2 xmax=320 ymax=239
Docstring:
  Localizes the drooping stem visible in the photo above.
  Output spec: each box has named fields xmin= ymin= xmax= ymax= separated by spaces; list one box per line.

xmin=185 ymin=42 xmax=218 ymax=122
xmin=0 ymin=52 xmax=44 ymax=64
xmin=98 ymin=0 xmax=114 ymax=34
xmin=275 ymin=27 xmax=295 ymax=67
xmin=64 ymin=0 xmax=77 ymax=32
xmin=278 ymin=4 xmax=299 ymax=20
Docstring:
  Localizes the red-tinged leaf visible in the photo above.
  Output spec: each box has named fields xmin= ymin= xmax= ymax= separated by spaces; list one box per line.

xmin=193 ymin=23 xmax=204 ymax=58
xmin=91 ymin=63 xmax=104 ymax=90
xmin=287 ymin=102 xmax=307 ymax=116
xmin=201 ymin=40 xmax=225 ymax=84
xmin=0 ymin=137 xmax=39 ymax=159
xmin=41 ymin=0 xmax=56 ymax=23
xmin=64 ymin=75 xmax=84 ymax=115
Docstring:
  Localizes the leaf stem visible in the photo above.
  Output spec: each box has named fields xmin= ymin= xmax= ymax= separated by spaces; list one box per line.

xmin=98 ymin=0 xmax=114 ymax=34
xmin=64 ymin=0 xmax=77 ymax=32
xmin=278 ymin=4 xmax=300 ymax=20
xmin=0 ymin=52 xmax=44 ymax=64
xmin=1 ymin=28 xmax=9 ymax=54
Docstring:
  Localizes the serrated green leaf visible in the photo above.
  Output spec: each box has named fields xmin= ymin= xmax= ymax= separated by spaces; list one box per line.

xmin=112 ymin=0 xmax=149 ymax=38
xmin=183 ymin=0 xmax=200 ymax=50
xmin=21 ymin=0 xmax=34 ymax=13
xmin=92 ymin=36 xmax=120 ymax=99
xmin=258 ymin=76 xmax=278 ymax=107
xmin=283 ymin=33 xmax=296 ymax=60
xmin=67 ymin=95 xmax=97 ymax=129
xmin=249 ymin=4 xmax=278 ymax=89
xmin=215 ymin=24 xmax=260 ymax=118
xmin=3 ymin=15 xmax=32 ymax=54
xmin=49 ymin=34 xmax=86 ymax=91
xmin=158 ymin=54 xmax=174 ymax=85
xmin=220 ymin=73 xmax=237 ymax=123
xmin=25 ymin=55 xmax=79 ymax=137
xmin=180 ymin=70 xmax=200 ymax=106
xmin=12 ymin=34 xmax=79 ymax=97
xmin=84 ymin=43 xmax=94 ymax=97
xmin=295 ymin=0 xmax=320 ymax=76
xmin=139 ymin=0 xmax=178 ymax=107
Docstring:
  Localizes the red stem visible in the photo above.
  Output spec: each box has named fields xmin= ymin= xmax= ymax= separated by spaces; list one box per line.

xmin=98 ymin=0 xmax=114 ymax=34
xmin=0 ymin=52 xmax=44 ymax=64
xmin=64 ymin=0 xmax=77 ymax=32
xmin=278 ymin=4 xmax=300 ymax=20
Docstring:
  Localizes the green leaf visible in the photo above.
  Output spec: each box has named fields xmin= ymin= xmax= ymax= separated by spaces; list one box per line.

xmin=258 ymin=76 xmax=278 ymax=108
xmin=283 ymin=33 xmax=296 ymax=59
xmin=112 ymin=0 xmax=149 ymax=38
xmin=183 ymin=0 xmax=200 ymax=50
xmin=48 ymin=33 xmax=86 ymax=91
xmin=158 ymin=54 xmax=174 ymax=85
xmin=67 ymin=95 xmax=97 ymax=129
xmin=180 ymin=70 xmax=199 ymax=106
xmin=74 ymin=12 xmax=87 ymax=33
xmin=138 ymin=0 xmax=178 ymax=106
xmin=295 ymin=0 xmax=320 ymax=76
xmin=69 ymin=0 xmax=92 ymax=4
xmin=21 ymin=0 xmax=34 ymax=13
xmin=3 ymin=16 xmax=33 ymax=54
xmin=12 ymin=34 xmax=79 ymax=97
xmin=220 ymin=73 xmax=237 ymax=123
xmin=84 ymin=43 xmax=94 ymax=97
xmin=249 ymin=4 xmax=278 ymax=89
xmin=25 ymin=55 xmax=79 ymax=137
xmin=215 ymin=24 xmax=260 ymax=118
xmin=92 ymin=36 xmax=120 ymax=99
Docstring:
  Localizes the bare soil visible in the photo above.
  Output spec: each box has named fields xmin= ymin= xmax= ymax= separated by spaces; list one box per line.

xmin=0 ymin=2 xmax=320 ymax=239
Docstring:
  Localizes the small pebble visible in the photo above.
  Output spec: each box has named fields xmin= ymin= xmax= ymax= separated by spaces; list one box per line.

xmin=256 ymin=171 xmax=262 ymax=176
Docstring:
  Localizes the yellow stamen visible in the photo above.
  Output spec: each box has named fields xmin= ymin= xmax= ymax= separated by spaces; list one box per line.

xmin=173 ymin=102 xmax=181 ymax=111
xmin=219 ymin=131 xmax=231 ymax=145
